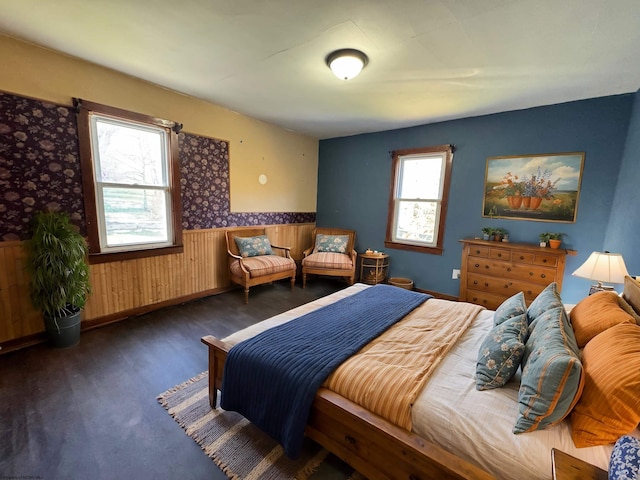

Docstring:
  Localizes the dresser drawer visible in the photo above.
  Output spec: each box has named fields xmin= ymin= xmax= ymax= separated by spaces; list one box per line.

xmin=533 ymin=254 xmax=558 ymax=267
xmin=489 ymin=247 xmax=511 ymax=261
xmin=465 ymin=289 xmax=505 ymax=310
xmin=467 ymin=259 xmax=556 ymax=286
xmin=466 ymin=273 xmax=546 ymax=303
xmin=468 ymin=245 xmax=490 ymax=258
xmin=511 ymin=251 xmax=535 ymax=264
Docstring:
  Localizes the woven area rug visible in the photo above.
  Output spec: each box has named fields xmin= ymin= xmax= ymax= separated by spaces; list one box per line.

xmin=158 ymin=372 xmax=366 ymax=480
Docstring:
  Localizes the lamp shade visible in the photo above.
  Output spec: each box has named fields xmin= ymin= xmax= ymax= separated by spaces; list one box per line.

xmin=572 ymin=251 xmax=629 ymax=284
xmin=326 ymin=49 xmax=368 ymax=80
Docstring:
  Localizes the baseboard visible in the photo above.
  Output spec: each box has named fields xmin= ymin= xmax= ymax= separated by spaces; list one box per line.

xmin=414 ymin=287 xmax=459 ymax=302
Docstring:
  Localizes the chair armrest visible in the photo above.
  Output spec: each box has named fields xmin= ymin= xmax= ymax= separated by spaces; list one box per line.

xmin=271 ymin=244 xmax=292 ymax=258
xmin=350 ymin=249 xmax=357 ymax=262
xmin=227 ymin=249 xmax=243 ymax=260
xmin=303 ymin=247 xmax=313 ymax=257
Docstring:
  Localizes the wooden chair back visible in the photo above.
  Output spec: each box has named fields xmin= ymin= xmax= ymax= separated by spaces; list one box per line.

xmin=311 ymin=227 xmax=356 ymax=254
xmin=225 ymin=227 xmax=268 ymax=257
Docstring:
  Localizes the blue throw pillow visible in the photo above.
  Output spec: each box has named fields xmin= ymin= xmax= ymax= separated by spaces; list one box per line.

xmin=235 ymin=235 xmax=273 ymax=258
xmin=527 ymin=282 xmax=563 ymax=324
xmin=476 ymin=313 xmax=528 ymax=390
xmin=609 ymin=436 xmax=640 ymax=480
xmin=314 ymin=234 xmax=349 ymax=253
xmin=494 ymin=291 xmax=527 ymax=325
xmin=514 ymin=306 xmax=583 ymax=433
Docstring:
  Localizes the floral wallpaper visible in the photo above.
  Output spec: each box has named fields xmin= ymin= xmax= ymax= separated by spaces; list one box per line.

xmin=0 ymin=92 xmax=85 ymax=240
xmin=0 ymin=91 xmax=315 ymax=242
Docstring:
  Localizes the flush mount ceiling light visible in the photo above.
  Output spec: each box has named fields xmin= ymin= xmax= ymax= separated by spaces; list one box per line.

xmin=326 ymin=48 xmax=368 ymax=80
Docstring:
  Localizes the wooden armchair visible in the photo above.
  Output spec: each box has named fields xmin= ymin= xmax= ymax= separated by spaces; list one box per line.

xmin=225 ymin=227 xmax=297 ymax=303
xmin=302 ymin=227 xmax=357 ymax=288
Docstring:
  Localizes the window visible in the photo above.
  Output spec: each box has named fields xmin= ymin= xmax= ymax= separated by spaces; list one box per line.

xmin=385 ymin=145 xmax=453 ymax=255
xmin=76 ymin=100 xmax=183 ymax=263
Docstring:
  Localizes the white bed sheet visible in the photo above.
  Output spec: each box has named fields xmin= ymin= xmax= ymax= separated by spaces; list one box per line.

xmin=222 ymin=283 xmax=617 ymax=479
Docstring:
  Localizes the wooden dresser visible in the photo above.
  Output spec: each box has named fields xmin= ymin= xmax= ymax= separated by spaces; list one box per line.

xmin=459 ymin=238 xmax=576 ymax=309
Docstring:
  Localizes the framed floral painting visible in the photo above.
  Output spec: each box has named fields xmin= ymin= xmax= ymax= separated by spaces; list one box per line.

xmin=482 ymin=152 xmax=585 ymax=222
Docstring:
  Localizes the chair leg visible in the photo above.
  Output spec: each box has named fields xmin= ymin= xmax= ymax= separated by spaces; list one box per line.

xmin=243 ymin=288 xmax=249 ymax=304
xmin=290 ymin=275 xmax=295 ymax=290
xmin=302 ymin=273 xmax=307 ymax=288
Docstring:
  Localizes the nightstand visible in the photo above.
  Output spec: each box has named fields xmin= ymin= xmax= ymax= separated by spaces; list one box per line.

xmin=358 ymin=252 xmax=389 ymax=285
xmin=551 ymin=449 xmax=607 ymax=480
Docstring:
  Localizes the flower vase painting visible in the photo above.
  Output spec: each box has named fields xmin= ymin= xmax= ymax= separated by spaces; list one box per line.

xmin=482 ymin=152 xmax=585 ymax=222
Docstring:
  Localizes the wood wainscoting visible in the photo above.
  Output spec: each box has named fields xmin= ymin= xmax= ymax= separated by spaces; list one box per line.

xmin=0 ymin=223 xmax=315 ymax=351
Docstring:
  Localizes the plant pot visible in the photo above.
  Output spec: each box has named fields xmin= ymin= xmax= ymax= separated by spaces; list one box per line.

xmin=507 ymin=195 xmax=523 ymax=209
xmin=548 ymin=239 xmax=562 ymax=249
xmin=44 ymin=310 xmax=81 ymax=348
xmin=529 ymin=197 xmax=543 ymax=210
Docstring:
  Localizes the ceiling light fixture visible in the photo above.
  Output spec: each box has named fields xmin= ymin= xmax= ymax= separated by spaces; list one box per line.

xmin=326 ymin=49 xmax=368 ymax=80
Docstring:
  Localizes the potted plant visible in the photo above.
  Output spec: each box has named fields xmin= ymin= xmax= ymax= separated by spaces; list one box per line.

xmin=493 ymin=227 xmax=508 ymax=242
xmin=25 ymin=211 xmax=91 ymax=348
xmin=539 ymin=232 xmax=564 ymax=248
xmin=481 ymin=227 xmax=494 ymax=241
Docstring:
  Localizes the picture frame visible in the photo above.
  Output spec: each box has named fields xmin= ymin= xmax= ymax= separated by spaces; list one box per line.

xmin=482 ymin=152 xmax=585 ymax=222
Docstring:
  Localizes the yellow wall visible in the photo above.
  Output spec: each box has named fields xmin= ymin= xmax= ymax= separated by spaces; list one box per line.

xmin=0 ymin=34 xmax=318 ymax=212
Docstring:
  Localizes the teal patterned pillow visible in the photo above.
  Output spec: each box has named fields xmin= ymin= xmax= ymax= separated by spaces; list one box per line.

xmin=494 ymin=291 xmax=527 ymax=325
xmin=514 ymin=306 xmax=583 ymax=433
xmin=476 ymin=313 xmax=528 ymax=390
xmin=235 ymin=235 xmax=273 ymax=258
xmin=314 ymin=234 xmax=349 ymax=253
xmin=527 ymin=282 xmax=563 ymax=324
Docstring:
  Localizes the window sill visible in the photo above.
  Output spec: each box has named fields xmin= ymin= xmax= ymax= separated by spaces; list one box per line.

xmin=88 ymin=245 xmax=184 ymax=264
xmin=384 ymin=241 xmax=443 ymax=255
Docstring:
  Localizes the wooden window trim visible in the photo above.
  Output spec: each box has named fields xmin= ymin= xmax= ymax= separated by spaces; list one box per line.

xmin=384 ymin=144 xmax=454 ymax=256
xmin=75 ymin=99 xmax=183 ymax=264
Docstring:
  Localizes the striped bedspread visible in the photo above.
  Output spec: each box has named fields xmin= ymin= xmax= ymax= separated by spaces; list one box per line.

xmin=324 ymin=299 xmax=484 ymax=430
xmin=220 ymin=284 xmax=431 ymax=458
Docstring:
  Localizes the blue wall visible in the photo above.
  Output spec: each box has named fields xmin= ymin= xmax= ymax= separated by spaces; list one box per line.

xmin=605 ymin=90 xmax=640 ymax=277
xmin=318 ymin=95 xmax=635 ymax=303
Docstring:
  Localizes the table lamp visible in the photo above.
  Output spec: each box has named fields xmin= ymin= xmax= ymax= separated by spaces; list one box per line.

xmin=572 ymin=251 xmax=629 ymax=295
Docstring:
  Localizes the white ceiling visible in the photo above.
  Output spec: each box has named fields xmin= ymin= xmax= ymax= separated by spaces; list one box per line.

xmin=1 ymin=0 xmax=639 ymax=139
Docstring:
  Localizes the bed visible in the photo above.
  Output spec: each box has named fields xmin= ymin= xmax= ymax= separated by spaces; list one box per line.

xmin=201 ymin=280 xmax=640 ymax=480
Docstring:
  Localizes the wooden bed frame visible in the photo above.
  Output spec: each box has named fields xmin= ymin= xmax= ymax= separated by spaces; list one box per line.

xmin=201 ymin=335 xmax=495 ymax=480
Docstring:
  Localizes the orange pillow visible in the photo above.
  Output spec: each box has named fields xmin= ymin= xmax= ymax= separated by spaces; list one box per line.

xmin=571 ymin=323 xmax=640 ymax=447
xmin=569 ymin=291 xmax=634 ymax=347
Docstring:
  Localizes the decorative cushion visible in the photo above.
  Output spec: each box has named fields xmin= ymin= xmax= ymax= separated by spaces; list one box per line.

xmin=526 ymin=282 xmax=563 ymax=324
xmin=623 ymin=276 xmax=640 ymax=316
xmin=569 ymin=291 xmax=635 ymax=347
xmin=230 ymin=255 xmax=295 ymax=279
xmin=235 ymin=235 xmax=273 ymax=257
xmin=514 ymin=306 xmax=583 ymax=434
xmin=476 ymin=313 xmax=528 ymax=390
xmin=619 ymin=295 xmax=640 ymax=324
xmin=609 ymin=436 xmax=640 ymax=480
xmin=571 ymin=323 xmax=640 ymax=447
xmin=493 ymin=291 xmax=527 ymax=326
xmin=313 ymin=234 xmax=349 ymax=254
xmin=302 ymin=252 xmax=353 ymax=269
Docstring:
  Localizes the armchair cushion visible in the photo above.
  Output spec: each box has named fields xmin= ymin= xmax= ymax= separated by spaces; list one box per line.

xmin=302 ymin=252 xmax=354 ymax=269
xmin=230 ymin=255 xmax=295 ymax=279
xmin=235 ymin=235 xmax=273 ymax=257
xmin=313 ymin=234 xmax=349 ymax=254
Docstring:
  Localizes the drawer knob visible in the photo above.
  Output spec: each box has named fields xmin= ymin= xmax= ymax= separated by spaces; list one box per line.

xmin=529 ymin=272 xmax=534 ymax=276
xmin=475 ymin=263 xmax=480 ymax=268
xmin=475 ymin=250 xmax=480 ymax=254
xmin=541 ymin=273 xmax=546 ymax=278
xmin=497 ymin=253 xmax=502 ymax=257
xmin=484 ymin=282 xmax=489 ymax=287
xmin=472 ymin=297 xmax=478 ymax=301
xmin=543 ymin=259 xmax=547 ymax=263
xmin=520 ymin=255 xmax=525 ymax=260
xmin=473 ymin=280 xmax=478 ymax=285
xmin=345 ymin=435 xmax=356 ymax=445
xmin=504 ymin=284 xmax=509 ymax=288
xmin=485 ymin=265 xmax=490 ymax=269
xmin=507 ymin=267 xmax=511 ymax=272
xmin=527 ymin=290 xmax=532 ymax=295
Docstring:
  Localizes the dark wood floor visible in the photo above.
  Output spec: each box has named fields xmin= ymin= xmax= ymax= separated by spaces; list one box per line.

xmin=0 ymin=279 xmax=343 ymax=480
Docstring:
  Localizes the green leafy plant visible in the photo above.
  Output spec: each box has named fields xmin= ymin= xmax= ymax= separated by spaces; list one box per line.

xmin=539 ymin=232 xmax=564 ymax=242
xmin=481 ymin=227 xmax=494 ymax=235
xmin=25 ymin=211 xmax=91 ymax=318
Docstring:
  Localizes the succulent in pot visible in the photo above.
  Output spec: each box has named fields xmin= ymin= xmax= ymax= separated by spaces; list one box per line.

xmin=25 ymin=211 xmax=91 ymax=348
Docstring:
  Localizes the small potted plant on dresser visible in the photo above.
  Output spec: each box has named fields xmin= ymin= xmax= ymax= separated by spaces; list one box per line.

xmin=481 ymin=227 xmax=494 ymax=241
xmin=539 ymin=232 xmax=564 ymax=249
xmin=493 ymin=228 xmax=508 ymax=242
xmin=25 ymin=211 xmax=92 ymax=348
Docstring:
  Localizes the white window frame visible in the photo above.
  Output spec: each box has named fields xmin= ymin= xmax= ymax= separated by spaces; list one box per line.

xmin=385 ymin=145 xmax=453 ymax=255
xmin=76 ymin=99 xmax=183 ymax=263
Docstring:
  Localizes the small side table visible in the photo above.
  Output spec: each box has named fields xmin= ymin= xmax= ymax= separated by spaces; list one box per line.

xmin=359 ymin=253 xmax=389 ymax=285
xmin=551 ymin=449 xmax=607 ymax=480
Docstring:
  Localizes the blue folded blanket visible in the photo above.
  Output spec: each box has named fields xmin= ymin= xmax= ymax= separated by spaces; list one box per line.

xmin=220 ymin=284 xmax=431 ymax=458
